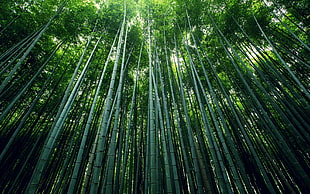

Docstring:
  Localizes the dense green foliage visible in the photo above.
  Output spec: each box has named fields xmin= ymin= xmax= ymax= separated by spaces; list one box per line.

xmin=0 ymin=0 xmax=309 ymax=193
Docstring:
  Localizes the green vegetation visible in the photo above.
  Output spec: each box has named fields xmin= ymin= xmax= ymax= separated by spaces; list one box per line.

xmin=0 ymin=0 xmax=309 ymax=193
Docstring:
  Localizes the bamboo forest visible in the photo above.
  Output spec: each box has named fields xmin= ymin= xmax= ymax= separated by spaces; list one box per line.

xmin=0 ymin=0 xmax=309 ymax=193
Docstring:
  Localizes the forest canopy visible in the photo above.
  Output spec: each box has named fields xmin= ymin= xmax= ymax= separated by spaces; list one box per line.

xmin=0 ymin=0 xmax=309 ymax=193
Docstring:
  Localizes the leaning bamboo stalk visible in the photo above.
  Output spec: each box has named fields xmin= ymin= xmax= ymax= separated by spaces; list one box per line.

xmin=174 ymin=35 xmax=204 ymax=193
xmin=103 ymin=22 xmax=129 ymax=193
xmin=167 ymin=57 xmax=194 ymax=193
xmin=0 ymin=14 xmax=20 ymax=35
xmin=0 ymin=42 xmax=63 ymax=162
xmin=67 ymin=29 xmax=119 ymax=194
xmin=147 ymin=23 xmax=157 ymax=194
xmin=0 ymin=1 xmax=67 ymax=94
xmin=182 ymin=44 xmax=232 ymax=194
xmin=26 ymin=33 xmax=101 ymax=193
xmin=221 ymin=22 xmax=309 ymax=191
xmin=0 ymin=42 xmax=63 ymax=123
xmin=90 ymin=11 xmax=126 ymax=193
xmin=161 ymin=35 xmax=181 ymax=193
xmin=119 ymin=43 xmax=143 ymax=193
xmin=252 ymin=13 xmax=309 ymax=100
xmin=0 ymin=28 xmax=42 ymax=75
xmin=185 ymin=12 xmax=249 ymax=192
xmin=152 ymin=46 xmax=173 ymax=194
